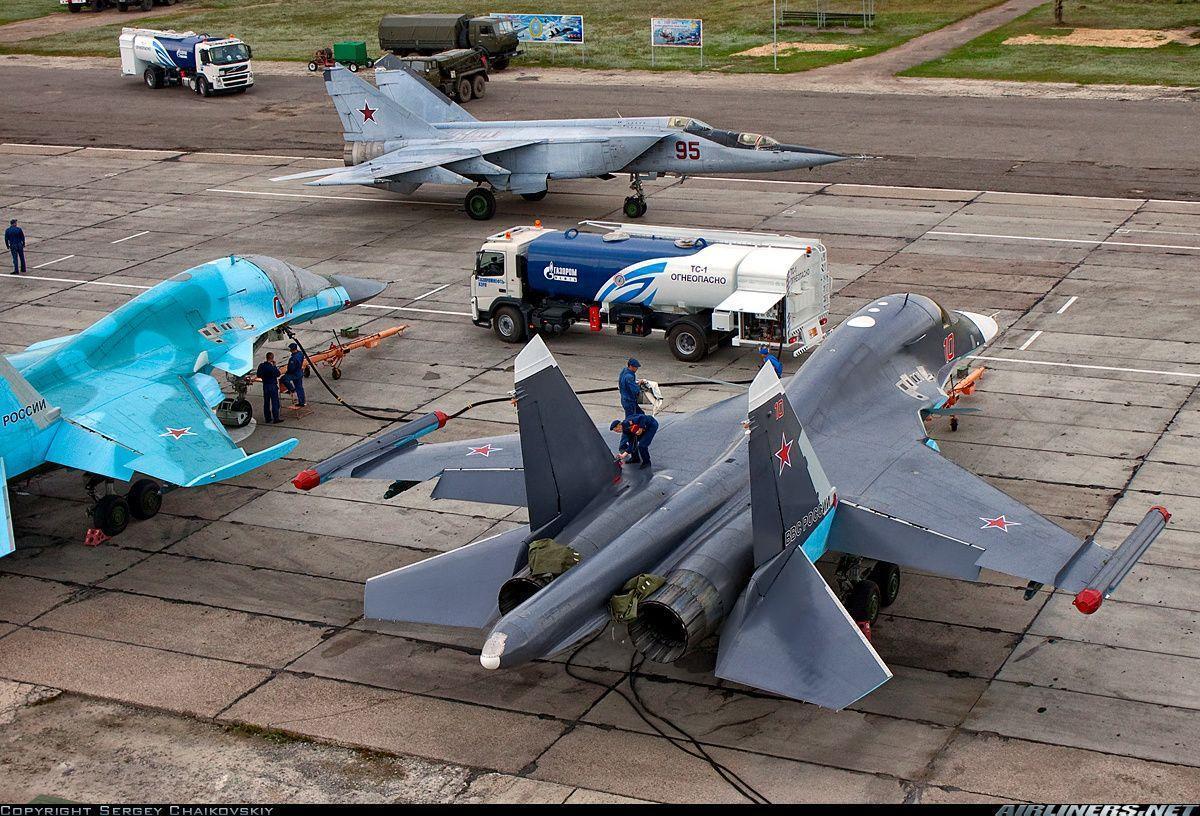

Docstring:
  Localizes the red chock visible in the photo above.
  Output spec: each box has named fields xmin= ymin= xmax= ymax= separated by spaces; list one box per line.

xmin=1073 ymin=588 xmax=1103 ymax=615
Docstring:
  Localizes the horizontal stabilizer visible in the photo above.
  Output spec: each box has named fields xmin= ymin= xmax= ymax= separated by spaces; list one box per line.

xmin=831 ymin=501 xmax=983 ymax=582
xmin=433 ymin=469 xmax=527 ymax=507
xmin=716 ymin=547 xmax=892 ymax=709
xmin=0 ymin=458 xmax=13 ymax=558
xmin=365 ymin=524 xmax=531 ymax=628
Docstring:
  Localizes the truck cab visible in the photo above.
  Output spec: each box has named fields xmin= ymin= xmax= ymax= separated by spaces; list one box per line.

xmin=472 ymin=224 xmax=831 ymax=362
xmin=120 ymin=28 xmax=253 ymax=95
xmin=467 ymin=16 xmax=520 ymax=67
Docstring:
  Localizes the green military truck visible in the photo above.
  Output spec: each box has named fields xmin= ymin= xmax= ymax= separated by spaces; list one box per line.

xmin=377 ymin=49 xmax=489 ymax=102
xmin=379 ymin=13 xmax=521 ymax=69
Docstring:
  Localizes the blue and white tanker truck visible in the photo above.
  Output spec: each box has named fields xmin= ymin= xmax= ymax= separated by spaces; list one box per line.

xmin=472 ymin=221 xmax=832 ymax=362
xmin=119 ymin=27 xmax=253 ymax=96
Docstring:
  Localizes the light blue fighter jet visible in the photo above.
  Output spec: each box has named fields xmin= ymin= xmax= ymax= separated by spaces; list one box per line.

xmin=0 ymin=255 xmax=385 ymax=554
xmin=273 ymin=66 xmax=847 ymax=221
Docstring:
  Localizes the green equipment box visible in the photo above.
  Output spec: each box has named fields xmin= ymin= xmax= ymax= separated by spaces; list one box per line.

xmin=332 ymin=41 xmax=369 ymax=65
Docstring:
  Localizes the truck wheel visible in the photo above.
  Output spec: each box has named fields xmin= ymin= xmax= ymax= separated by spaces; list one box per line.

xmin=456 ymin=77 xmax=473 ymax=102
xmin=493 ymin=57 xmax=509 ymax=70
xmin=667 ymin=323 xmax=706 ymax=363
xmin=144 ymin=67 xmax=162 ymax=89
xmin=118 ymin=2 xmax=129 ymax=10
xmin=68 ymin=3 xmax=80 ymax=12
xmin=93 ymin=495 xmax=131 ymax=537
xmin=870 ymin=562 xmax=901 ymax=607
xmin=847 ymin=580 xmax=882 ymax=625
xmin=492 ymin=306 xmax=527 ymax=343
xmin=472 ymin=75 xmax=487 ymax=99
xmin=521 ymin=190 xmax=547 ymax=202
xmin=197 ymin=77 xmax=211 ymax=97
xmin=127 ymin=479 xmax=162 ymax=521
xmin=464 ymin=187 xmax=496 ymax=220
xmin=348 ymin=62 xmax=360 ymax=73
xmin=307 ymin=61 xmax=319 ymax=72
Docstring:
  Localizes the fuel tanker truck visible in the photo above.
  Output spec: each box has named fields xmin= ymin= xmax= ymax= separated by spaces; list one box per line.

xmin=471 ymin=221 xmax=832 ymax=362
xmin=119 ymin=27 xmax=254 ymax=96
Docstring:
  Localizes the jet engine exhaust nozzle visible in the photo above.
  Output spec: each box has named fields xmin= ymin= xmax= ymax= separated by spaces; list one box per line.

xmin=497 ymin=573 xmax=552 ymax=615
xmin=628 ymin=569 xmax=724 ymax=663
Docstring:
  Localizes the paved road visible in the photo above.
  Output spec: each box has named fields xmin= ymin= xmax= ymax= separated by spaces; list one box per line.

xmin=0 ymin=64 xmax=1197 ymax=200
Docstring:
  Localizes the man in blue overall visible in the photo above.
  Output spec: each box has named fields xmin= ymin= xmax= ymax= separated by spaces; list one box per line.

xmin=255 ymin=352 xmax=283 ymax=424
xmin=611 ymin=414 xmax=659 ymax=469
xmin=283 ymin=342 xmax=306 ymax=407
xmin=5 ymin=219 xmax=25 ymax=275
xmin=759 ymin=345 xmax=783 ymax=377
xmin=619 ymin=357 xmax=644 ymax=418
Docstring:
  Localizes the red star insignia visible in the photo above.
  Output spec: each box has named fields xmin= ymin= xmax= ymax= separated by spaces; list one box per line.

xmin=467 ymin=444 xmax=501 ymax=457
xmin=160 ymin=427 xmax=195 ymax=440
xmin=774 ymin=435 xmax=793 ymax=476
xmin=359 ymin=103 xmax=377 ymax=122
xmin=980 ymin=514 xmax=1020 ymax=532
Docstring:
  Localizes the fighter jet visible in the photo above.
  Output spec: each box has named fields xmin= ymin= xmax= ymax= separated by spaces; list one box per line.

xmin=0 ymin=255 xmax=385 ymax=555
xmin=295 ymin=294 xmax=1168 ymax=709
xmin=271 ymin=66 xmax=846 ymax=221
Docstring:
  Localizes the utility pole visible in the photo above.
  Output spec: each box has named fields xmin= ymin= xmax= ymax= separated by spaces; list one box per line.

xmin=1054 ymin=0 xmax=1065 ymax=25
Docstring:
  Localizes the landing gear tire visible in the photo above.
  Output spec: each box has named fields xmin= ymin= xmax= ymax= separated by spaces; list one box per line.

xmin=472 ymin=75 xmax=487 ymax=99
xmin=623 ymin=196 xmax=647 ymax=219
xmin=667 ymin=323 xmax=706 ymax=363
xmin=847 ymin=579 xmax=882 ymax=625
xmin=870 ymin=562 xmax=901 ymax=607
xmin=229 ymin=398 xmax=253 ymax=428
xmin=93 ymin=495 xmax=131 ymax=537
xmin=127 ymin=479 xmax=162 ymax=521
xmin=521 ymin=189 xmax=547 ymax=202
xmin=492 ymin=305 xmax=527 ymax=343
xmin=465 ymin=187 xmax=496 ymax=220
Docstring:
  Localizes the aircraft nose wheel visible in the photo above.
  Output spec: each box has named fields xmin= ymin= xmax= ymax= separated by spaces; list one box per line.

xmin=465 ymin=187 xmax=497 ymax=220
xmin=623 ymin=196 xmax=647 ymax=219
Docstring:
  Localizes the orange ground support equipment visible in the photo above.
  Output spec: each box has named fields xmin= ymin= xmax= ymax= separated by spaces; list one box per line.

xmin=945 ymin=366 xmax=985 ymax=407
xmin=301 ymin=325 xmax=408 ymax=380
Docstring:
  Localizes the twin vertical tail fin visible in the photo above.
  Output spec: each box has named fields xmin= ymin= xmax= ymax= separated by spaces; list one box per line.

xmin=513 ymin=336 xmax=620 ymax=536
xmin=323 ymin=66 xmax=441 ymax=141
xmin=714 ymin=363 xmax=891 ymax=710
xmin=375 ymin=63 xmax=478 ymax=124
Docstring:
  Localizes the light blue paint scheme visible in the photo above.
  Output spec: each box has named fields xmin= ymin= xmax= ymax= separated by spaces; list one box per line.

xmin=0 ymin=459 xmax=12 ymax=558
xmin=801 ymin=503 xmax=838 ymax=564
xmin=925 ymin=438 xmax=941 ymax=452
xmin=0 ymin=255 xmax=385 ymax=555
xmin=272 ymin=66 xmax=846 ymax=206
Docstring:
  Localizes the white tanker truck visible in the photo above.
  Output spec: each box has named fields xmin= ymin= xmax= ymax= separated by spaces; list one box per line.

xmin=471 ymin=221 xmax=832 ymax=362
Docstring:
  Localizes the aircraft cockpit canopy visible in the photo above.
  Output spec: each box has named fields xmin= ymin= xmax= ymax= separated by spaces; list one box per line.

xmin=667 ymin=118 xmax=783 ymax=151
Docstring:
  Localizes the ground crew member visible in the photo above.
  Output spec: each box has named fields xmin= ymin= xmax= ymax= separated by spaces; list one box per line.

xmin=759 ymin=345 xmax=783 ymax=377
xmin=611 ymin=414 xmax=658 ymax=469
xmin=5 ymin=219 xmax=25 ymax=275
xmin=256 ymin=353 xmax=283 ymax=424
xmin=619 ymin=357 xmax=644 ymax=418
xmin=283 ymin=342 xmax=306 ymax=407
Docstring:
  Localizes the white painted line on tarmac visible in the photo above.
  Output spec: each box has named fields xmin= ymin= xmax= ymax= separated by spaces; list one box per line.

xmin=110 ymin=230 xmax=150 ymax=244
xmin=1018 ymin=330 xmax=1043 ymax=351
xmin=410 ymin=283 xmax=452 ymax=302
xmin=928 ymin=230 xmax=1200 ymax=252
xmin=360 ymin=303 xmax=471 ymax=317
xmin=972 ymin=354 xmax=1200 ymax=380
xmin=206 ymin=187 xmax=459 ymax=207
xmin=30 ymin=255 xmax=75 ymax=270
xmin=1116 ymin=228 xmax=1200 ymax=238
xmin=2 ymin=273 xmax=150 ymax=290
xmin=1056 ymin=296 xmax=1078 ymax=315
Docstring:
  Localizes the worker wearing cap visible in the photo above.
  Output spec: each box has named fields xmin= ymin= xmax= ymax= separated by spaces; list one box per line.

xmin=759 ymin=346 xmax=783 ymax=378
xmin=283 ymin=342 xmax=307 ymax=408
xmin=255 ymin=352 xmax=283 ymax=424
xmin=611 ymin=414 xmax=658 ymax=469
xmin=5 ymin=218 xmax=25 ymax=275
xmin=619 ymin=357 xmax=645 ymax=418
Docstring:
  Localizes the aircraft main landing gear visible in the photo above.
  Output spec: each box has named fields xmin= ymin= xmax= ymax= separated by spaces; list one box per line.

xmin=834 ymin=555 xmax=901 ymax=638
xmin=624 ymin=174 xmax=647 ymax=219
xmin=85 ymin=475 xmax=163 ymax=539
xmin=465 ymin=186 xmax=497 ymax=221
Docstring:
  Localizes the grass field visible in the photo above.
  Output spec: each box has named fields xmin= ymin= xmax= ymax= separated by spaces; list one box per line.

xmin=1 ymin=1 xmax=65 ymax=27
xmin=902 ymin=0 xmax=1200 ymax=86
xmin=0 ymin=0 xmax=1003 ymax=73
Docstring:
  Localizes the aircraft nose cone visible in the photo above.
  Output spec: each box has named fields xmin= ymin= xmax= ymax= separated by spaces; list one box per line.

xmin=480 ymin=631 xmax=507 ymax=670
xmin=959 ymin=311 xmax=999 ymax=344
xmin=330 ymin=274 xmax=387 ymax=307
xmin=778 ymin=145 xmax=847 ymax=167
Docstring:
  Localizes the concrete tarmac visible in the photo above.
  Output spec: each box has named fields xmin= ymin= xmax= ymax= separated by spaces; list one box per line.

xmin=0 ymin=143 xmax=1197 ymax=803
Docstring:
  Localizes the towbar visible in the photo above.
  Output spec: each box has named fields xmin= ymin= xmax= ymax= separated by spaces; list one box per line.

xmin=293 ymin=410 xmax=447 ymax=490
xmin=1073 ymin=506 xmax=1170 ymax=614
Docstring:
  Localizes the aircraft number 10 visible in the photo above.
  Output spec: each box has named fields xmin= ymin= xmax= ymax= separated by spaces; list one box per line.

xmin=675 ymin=141 xmax=701 ymax=160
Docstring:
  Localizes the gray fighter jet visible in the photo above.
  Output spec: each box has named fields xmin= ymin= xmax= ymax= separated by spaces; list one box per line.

xmin=272 ymin=66 xmax=846 ymax=221
xmin=295 ymin=295 xmax=1169 ymax=709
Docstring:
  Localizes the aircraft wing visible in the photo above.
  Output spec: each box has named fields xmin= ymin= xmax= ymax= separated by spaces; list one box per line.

xmin=271 ymin=139 xmax=547 ymax=188
xmin=45 ymin=373 xmax=297 ymax=489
